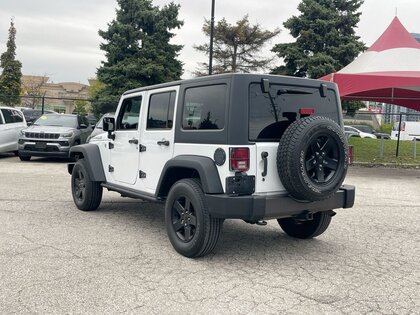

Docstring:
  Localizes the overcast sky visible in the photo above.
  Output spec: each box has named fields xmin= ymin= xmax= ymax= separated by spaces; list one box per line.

xmin=0 ymin=0 xmax=419 ymax=84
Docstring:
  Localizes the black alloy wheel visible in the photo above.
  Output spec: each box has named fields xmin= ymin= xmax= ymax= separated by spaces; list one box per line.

xmin=165 ymin=179 xmax=223 ymax=258
xmin=277 ymin=116 xmax=348 ymax=201
xmin=73 ymin=168 xmax=87 ymax=203
xmin=171 ymin=196 xmax=198 ymax=242
xmin=304 ymin=134 xmax=340 ymax=184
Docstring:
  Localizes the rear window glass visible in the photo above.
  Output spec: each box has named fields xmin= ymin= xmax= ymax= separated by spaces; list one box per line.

xmin=249 ymin=82 xmax=339 ymax=141
xmin=182 ymin=85 xmax=226 ymax=130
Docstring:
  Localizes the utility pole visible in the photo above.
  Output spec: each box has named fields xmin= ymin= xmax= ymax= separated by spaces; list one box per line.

xmin=209 ymin=0 xmax=215 ymax=75
xmin=41 ymin=91 xmax=46 ymax=114
xmin=396 ymin=113 xmax=402 ymax=157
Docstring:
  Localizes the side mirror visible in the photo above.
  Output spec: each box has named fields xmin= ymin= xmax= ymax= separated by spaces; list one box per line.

xmin=103 ymin=117 xmax=115 ymax=140
xmin=103 ymin=117 xmax=115 ymax=132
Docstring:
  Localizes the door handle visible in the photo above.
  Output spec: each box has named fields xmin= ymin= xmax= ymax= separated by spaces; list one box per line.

xmin=128 ymin=138 xmax=139 ymax=144
xmin=157 ymin=140 xmax=170 ymax=146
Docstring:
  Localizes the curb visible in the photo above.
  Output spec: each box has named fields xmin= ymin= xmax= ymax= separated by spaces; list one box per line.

xmin=350 ymin=162 xmax=420 ymax=169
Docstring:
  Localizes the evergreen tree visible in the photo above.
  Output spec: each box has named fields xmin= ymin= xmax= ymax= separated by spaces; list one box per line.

xmin=93 ymin=0 xmax=183 ymax=115
xmin=0 ymin=19 xmax=22 ymax=106
xmin=194 ymin=16 xmax=280 ymax=75
xmin=271 ymin=0 xmax=365 ymax=79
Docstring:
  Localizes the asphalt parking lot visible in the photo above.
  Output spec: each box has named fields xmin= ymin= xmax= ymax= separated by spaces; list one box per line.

xmin=0 ymin=154 xmax=419 ymax=314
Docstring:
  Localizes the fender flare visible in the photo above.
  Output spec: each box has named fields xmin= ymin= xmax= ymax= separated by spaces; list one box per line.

xmin=68 ymin=144 xmax=106 ymax=182
xmin=156 ymin=155 xmax=223 ymax=197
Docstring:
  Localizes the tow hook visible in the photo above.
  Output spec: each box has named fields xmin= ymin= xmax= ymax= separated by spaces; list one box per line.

xmin=294 ymin=210 xmax=336 ymax=221
xmin=294 ymin=210 xmax=314 ymax=221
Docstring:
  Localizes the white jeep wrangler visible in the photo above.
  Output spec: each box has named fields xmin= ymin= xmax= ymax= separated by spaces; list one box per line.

xmin=68 ymin=74 xmax=355 ymax=258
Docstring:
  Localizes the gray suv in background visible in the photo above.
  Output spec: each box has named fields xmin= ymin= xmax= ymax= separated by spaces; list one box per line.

xmin=18 ymin=113 xmax=92 ymax=161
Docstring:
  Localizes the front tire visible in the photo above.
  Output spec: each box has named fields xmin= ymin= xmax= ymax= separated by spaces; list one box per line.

xmin=71 ymin=160 xmax=103 ymax=211
xmin=19 ymin=154 xmax=31 ymax=161
xmin=277 ymin=211 xmax=332 ymax=239
xmin=165 ymin=179 xmax=223 ymax=258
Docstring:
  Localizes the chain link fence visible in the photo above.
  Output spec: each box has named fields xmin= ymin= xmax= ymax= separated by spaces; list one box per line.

xmin=0 ymin=94 xmax=91 ymax=114
xmin=343 ymin=110 xmax=420 ymax=165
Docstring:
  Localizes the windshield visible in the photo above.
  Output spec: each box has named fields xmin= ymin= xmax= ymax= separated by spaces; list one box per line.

xmin=34 ymin=114 xmax=77 ymax=128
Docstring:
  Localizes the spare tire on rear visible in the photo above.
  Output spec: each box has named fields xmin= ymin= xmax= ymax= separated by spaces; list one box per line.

xmin=277 ymin=116 xmax=348 ymax=201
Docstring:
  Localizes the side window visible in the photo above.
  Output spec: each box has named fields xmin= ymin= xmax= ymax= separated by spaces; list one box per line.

xmin=1 ymin=109 xmax=15 ymax=124
xmin=78 ymin=116 xmax=89 ymax=127
xmin=116 ymin=96 xmax=142 ymax=130
xmin=147 ymin=91 xmax=176 ymax=129
xmin=182 ymin=85 xmax=226 ymax=130
xmin=0 ymin=111 xmax=4 ymax=124
xmin=12 ymin=110 xmax=24 ymax=123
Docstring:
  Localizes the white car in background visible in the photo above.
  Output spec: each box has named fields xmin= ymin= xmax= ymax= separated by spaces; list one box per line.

xmin=0 ymin=106 xmax=27 ymax=154
xmin=86 ymin=112 xmax=114 ymax=143
xmin=344 ymin=126 xmax=377 ymax=139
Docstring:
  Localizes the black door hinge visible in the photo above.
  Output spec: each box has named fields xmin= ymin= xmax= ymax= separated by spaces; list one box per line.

xmin=139 ymin=171 xmax=146 ymax=178
xmin=109 ymin=142 xmax=114 ymax=149
xmin=109 ymin=165 xmax=114 ymax=172
xmin=139 ymin=144 xmax=146 ymax=152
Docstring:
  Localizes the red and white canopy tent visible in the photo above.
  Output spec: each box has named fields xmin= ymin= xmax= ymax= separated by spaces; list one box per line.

xmin=320 ymin=17 xmax=420 ymax=111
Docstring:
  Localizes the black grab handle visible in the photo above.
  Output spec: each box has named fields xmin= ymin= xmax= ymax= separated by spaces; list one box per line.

xmin=261 ymin=151 xmax=268 ymax=177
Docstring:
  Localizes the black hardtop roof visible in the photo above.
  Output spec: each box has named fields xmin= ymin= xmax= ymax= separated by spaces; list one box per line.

xmin=123 ymin=73 xmax=336 ymax=95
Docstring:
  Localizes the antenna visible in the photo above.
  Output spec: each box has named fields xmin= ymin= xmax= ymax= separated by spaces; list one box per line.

xmin=395 ymin=7 xmax=398 ymax=16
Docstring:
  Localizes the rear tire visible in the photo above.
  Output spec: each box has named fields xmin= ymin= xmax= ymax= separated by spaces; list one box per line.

xmin=165 ymin=179 xmax=223 ymax=258
xmin=71 ymin=160 xmax=103 ymax=211
xmin=277 ymin=211 xmax=332 ymax=239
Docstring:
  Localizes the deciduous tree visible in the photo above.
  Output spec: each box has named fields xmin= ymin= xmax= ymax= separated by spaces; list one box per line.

xmin=73 ymin=100 xmax=88 ymax=115
xmin=21 ymin=75 xmax=48 ymax=108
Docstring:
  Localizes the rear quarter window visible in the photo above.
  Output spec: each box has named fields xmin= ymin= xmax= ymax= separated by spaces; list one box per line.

xmin=182 ymin=84 xmax=227 ymax=130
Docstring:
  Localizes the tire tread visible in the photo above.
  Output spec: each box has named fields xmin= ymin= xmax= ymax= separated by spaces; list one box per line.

xmin=277 ymin=116 xmax=348 ymax=201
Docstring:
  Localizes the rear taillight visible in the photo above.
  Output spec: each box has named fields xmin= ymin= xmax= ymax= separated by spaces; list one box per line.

xmin=230 ymin=148 xmax=250 ymax=171
xmin=299 ymin=107 xmax=315 ymax=115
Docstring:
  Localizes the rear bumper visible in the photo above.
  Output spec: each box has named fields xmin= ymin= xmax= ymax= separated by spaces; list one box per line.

xmin=205 ymin=185 xmax=355 ymax=221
